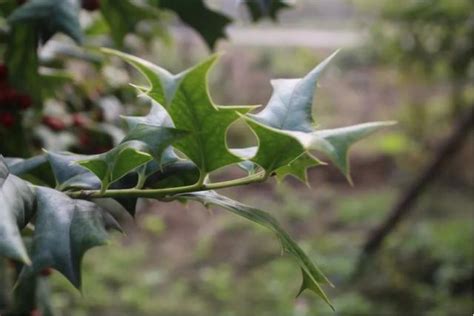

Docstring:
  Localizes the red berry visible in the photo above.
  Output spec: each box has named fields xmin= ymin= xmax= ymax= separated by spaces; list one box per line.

xmin=0 ymin=112 xmax=15 ymax=127
xmin=72 ymin=113 xmax=88 ymax=127
xmin=40 ymin=267 xmax=53 ymax=276
xmin=17 ymin=94 xmax=32 ymax=110
xmin=42 ymin=116 xmax=66 ymax=131
xmin=0 ymin=64 xmax=7 ymax=81
xmin=82 ymin=0 xmax=100 ymax=11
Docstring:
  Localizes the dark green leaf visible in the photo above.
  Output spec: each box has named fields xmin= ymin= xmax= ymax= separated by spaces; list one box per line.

xmin=103 ymin=49 xmax=257 ymax=175
xmin=17 ymin=187 xmax=112 ymax=289
xmin=275 ymin=152 xmax=322 ymax=184
xmin=8 ymin=0 xmax=82 ymax=44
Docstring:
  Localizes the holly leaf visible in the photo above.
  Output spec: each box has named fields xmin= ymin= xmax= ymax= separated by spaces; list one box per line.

xmin=100 ymin=0 xmax=159 ymax=46
xmin=290 ymin=121 xmax=397 ymax=183
xmin=245 ymin=0 xmax=292 ymax=22
xmin=0 ymin=157 xmax=36 ymax=264
xmin=77 ymin=140 xmax=153 ymax=191
xmin=103 ymin=49 xmax=258 ymax=176
xmin=47 ymin=152 xmax=101 ymax=190
xmin=46 ymin=152 xmax=139 ymax=216
xmin=177 ymin=191 xmax=334 ymax=310
xmin=8 ymin=0 xmax=82 ymax=44
xmin=17 ymin=187 xmax=113 ymax=289
xmin=243 ymin=51 xmax=394 ymax=180
xmin=158 ymin=0 xmax=231 ymax=49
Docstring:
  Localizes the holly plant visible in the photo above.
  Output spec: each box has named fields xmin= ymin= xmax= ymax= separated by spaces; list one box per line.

xmin=0 ymin=47 xmax=394 ymax=314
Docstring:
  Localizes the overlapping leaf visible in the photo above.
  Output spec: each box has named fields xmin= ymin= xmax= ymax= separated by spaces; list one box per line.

xmin=177 ymin=191 xmax=334 ymax=310
xmin=103 ymin=49 xmax=257 ymax=176
xmin=8 ymin=0 xmax=82 ymax=44
xmin=242 ymin=51 xmax=395 ymax=181
xmin=0 ymin=157 xmax=36 ymax=264
xmin=17 ymin=187 xmax=116 ymax=289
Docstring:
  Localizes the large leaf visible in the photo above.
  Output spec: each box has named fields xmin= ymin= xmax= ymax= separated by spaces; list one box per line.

xmin=158 ymin=0 xmax=231 ymax=49
xmin=0 ymin=157 xmax=36 ymax=264
xmin=8 ymin=0 xmax=82 ymax=44
xmin=17 ymin=187 xmax=113 ymax=289
xmin=177 ymin=191 xmax=334 ymax=310
xmin=103 ymin=49 xmax=257 ymax=176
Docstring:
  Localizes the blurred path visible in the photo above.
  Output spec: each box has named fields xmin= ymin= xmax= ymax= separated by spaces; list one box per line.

xmin=226 ymin=27 xmax=363 ymax=48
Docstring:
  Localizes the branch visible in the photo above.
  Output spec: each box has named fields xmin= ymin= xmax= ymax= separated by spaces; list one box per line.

xmin=66 ymin=172 xmax=266 ymax=200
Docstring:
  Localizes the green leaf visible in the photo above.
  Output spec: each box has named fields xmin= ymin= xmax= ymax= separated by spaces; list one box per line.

xmin=47 ymin=152 xmax=101 ymax=190
xmin=0 ymin=157 xmax=36 ymax=264
xmin=100 ymin=0 xmax=159 ymax=46
xmin=242 ymin=51 xmax=394 ymax=180
xmin=103 ymin=49 xmax=257 ymax=175
xmin=8 ymin=0 xmax=82 ymax=44
xmin=275 ymin=152 xmax=322 ymax=184
xmin=78 ymin=140 xmax=153 ymax=191
xmin=249 ymin=50 xmax=338 ymax=132
xmin=289 ymin=121 xmax=397 ymax=183
xmin=245 ymin=0 xmax=292 ymax=22
xmin=176 ymin=191 xmax=334 ymax=310
xmin=158 ymin=0 xmax=231 ymax=49
xmin=17 ymin=187 xmax=113 ymax=289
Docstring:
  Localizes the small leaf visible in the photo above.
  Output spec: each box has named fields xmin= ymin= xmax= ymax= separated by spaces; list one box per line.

xmin=8 ymin=0 xmax=82 ymax=44
xmin=176 ymin=191 xmax=334 ymax=310
xmin=17 ymin=187 xmax=112 ymax=289
xmin=0 ymin=156 xmax=36 ymax=264
xmin=78 ymin=140 xmax=153 ymax=191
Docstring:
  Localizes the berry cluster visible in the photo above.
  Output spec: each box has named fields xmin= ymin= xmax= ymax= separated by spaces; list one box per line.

xmin=0 ymin=64 xmax=32 ymax=128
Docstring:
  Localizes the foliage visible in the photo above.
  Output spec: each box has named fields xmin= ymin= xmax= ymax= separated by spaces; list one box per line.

xmin=0 ymin=45 xmax=392 ymax=313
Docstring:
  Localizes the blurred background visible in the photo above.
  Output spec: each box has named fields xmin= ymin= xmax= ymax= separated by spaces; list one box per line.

xmin=1 ymin=0 xmax=473 ymax=315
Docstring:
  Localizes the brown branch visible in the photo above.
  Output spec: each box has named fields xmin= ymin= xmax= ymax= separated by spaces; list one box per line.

xmin=355 ymin=105 xmax=473 ymax=273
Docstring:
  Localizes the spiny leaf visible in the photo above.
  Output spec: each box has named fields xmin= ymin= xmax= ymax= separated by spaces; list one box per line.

xmin=17 ymin=187 xmax=113 ymax=289
xmin=103 ymin=49 xmax=258 ymax=175
xmin=0 ymin=157 xmax=36 ymax=264
xmin=8 ymin=0 xmax=82 ymax=44
xmin=158 ymin=0 xmax=232 ymax=49
xmin=289 ymin=121 xmax=397 ymax=183
xmin=47 ymin=151 xmax=101 ymax=190
xmin=78 ymin=140 xmax=153 ymax=191
xmin=249 ymin=50 xmax=338 ymax=132
xmin=243 ymin=51 xmax=394 ymax=180
xmin=176 ymin=191 xmax=334 ymax=310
